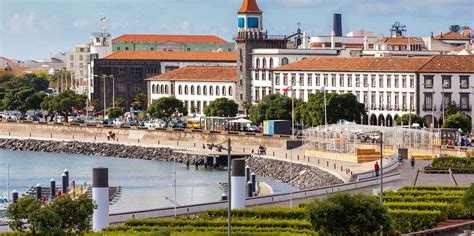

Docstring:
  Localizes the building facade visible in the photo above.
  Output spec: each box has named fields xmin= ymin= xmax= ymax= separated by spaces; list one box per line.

xmin=91 ymin=51 xmax=236 ymax=111
xmin=147 ymin=66 xmax=236 ymax=115
xmin=272 ymin=55 xmax=474 ymax=127
xmin=112 ymin=34 xmax=235 ymax=52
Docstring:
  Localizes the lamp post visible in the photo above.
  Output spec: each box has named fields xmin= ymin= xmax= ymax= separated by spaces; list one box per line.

xmin=93 ymin=75 xmax=115 ymax=119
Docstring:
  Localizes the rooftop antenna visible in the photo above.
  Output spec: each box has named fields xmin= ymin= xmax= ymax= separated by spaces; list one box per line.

xmin=98 ymin=13 xmax=108 ymax=33
xmin=390 ymin=22 xmax=406 ymax=37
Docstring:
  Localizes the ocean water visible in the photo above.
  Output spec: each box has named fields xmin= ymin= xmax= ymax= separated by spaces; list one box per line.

xmin=0 ymin=149 xmax=295 ymax=213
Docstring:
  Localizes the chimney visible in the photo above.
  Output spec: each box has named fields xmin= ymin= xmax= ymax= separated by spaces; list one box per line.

xmin=333 ymin=13 xmax=342 ymax=37
xmin=462 ymin=28 xmax=472 ymax=38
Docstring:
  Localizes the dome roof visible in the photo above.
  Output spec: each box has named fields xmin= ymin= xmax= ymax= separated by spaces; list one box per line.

xmin=238 ymin=0 xmax=262 ymax=14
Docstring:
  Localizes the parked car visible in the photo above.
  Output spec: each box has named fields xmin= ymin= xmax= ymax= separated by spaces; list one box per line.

xmin=73 ymin=117 xmax=85 ymax=123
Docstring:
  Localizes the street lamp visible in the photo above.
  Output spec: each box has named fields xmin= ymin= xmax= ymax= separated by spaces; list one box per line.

xmin=207 ymin=139 xmax=232 ymax=236
xmin=93 ymin=75 xmax=115 ymax=119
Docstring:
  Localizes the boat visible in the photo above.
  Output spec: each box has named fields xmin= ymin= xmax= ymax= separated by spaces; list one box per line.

xmin=0 ymin=196 xmax=8 ymax=218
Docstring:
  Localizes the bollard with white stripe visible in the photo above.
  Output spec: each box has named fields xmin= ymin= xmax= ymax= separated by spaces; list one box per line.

xmin=92 ymin=167 xmax=109 ymax=232
xmin=231 ymin=159 xmax=245 ymax=209
xmin=12 ymin=190 xmax=18 ymax=203
xmin=50 ymin=178 xmax=56 ymax=199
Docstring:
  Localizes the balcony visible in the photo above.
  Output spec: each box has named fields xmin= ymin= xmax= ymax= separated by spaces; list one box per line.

xmin=402 ymin=105 xmax=407 ymax=111
xmin=394 ymin=104 xmax=400 ymax=111
xmin=379 ymin=104 xmax=385 ymax=110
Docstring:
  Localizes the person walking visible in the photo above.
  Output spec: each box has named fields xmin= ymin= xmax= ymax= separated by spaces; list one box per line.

xmin=410 ymin=156 xmax=415 ymax=168
xmin=374 ymin=161 xmax=380 ymax=177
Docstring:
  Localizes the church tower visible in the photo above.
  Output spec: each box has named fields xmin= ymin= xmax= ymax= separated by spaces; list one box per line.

xmin=235 ymin=0 xmax=288 ymax=104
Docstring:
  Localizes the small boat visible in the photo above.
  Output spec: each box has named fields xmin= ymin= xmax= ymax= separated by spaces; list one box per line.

xmin=0 ymin=196 xmax=8 ymax=218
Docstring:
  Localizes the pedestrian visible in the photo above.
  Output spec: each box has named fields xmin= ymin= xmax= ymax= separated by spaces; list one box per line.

xmin=410 ymin=156 xmax=415 ymax=168
xmin=374 ymin=161 xmax=380 ymax=177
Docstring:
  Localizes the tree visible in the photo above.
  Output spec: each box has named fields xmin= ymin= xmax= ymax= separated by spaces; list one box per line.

xmin=449 ymin=24 xmax=461 ymax=33
xmin=442 ymin=112 xmax=472 ymax=132
xmin=462 ymin=183 xmax=474 ymax=216
xmin=241 ymin=101 xmax=253 ymax=117
xmin=108 ymin=107 xmax=123 ymax=119
xmin=7 ymin=195 xmax=94 ymax=234
xmin=302 ymin=92 xmax=365 ymax=126
xmin=306 ymin=192 xmax=391 ymax=235
xmin=41 ymin=90 xmax=87 ymax=122
xmin=250 ymin=94 xmax=292 ymax=124
xmin=204 ymin=98 xmax=238 ymax=117
xmin=395 ymin=114 xmax=425 ymax=127
xmin=147 ymin=97 xmax=187 ymax=126
xmin=0 ymin=74 xmax=49 ymax=118
xmin=132 ymin=93 xmax=147 ymax=110
xmin=445 ymin=101 xmax=461 ymax=116
xmin=114 ymin=97 xmax=126 ymax=108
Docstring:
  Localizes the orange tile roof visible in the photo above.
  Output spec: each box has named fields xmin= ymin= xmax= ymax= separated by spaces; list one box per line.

xmin=146 ymin=66 xmax=237 ymax=82
xmin=434 ymin=32 xmax=470 ymax=40
xmin=238 ymin=0 xmax=262 ymax=13
xmin=418 ymin=55 xmax=474 ymax=73
xmin=112 ymin=34 xmax=229 ymax=43
xmin=104 ymin=51 xmax=237 ymax=61
xmin=274 ymin=56 xmax=433 ymax=72
xmin=377 ymin=37 xmax=423 ymax=44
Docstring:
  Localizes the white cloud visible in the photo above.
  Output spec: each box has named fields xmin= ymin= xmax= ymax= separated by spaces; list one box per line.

xmin=6 ymin=11 xmax=56 ymax=33
xmin=72 ymin=20 xmax=89 ymax=28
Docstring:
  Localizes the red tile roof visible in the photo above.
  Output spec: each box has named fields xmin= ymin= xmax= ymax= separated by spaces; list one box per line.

xmin=104 ymin=51 xmax=237 ymax=61
xmin=146 ymin=66 xmax=237 ymax=82
xmin=112 ymin=34 xmax=229 ymax=43
xmin=238 ymin=0 xmax=262 ymax=13
xmin=434 ymin=32 xmax=470 ymax=40
xmin=377 ymin=37 xmax=424 ymax=44
xmin=274 ymin=55 xmax=474 ymax=73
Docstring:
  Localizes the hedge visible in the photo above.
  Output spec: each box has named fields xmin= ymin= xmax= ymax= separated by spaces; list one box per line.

xmin=203 ymin=208 xmax=306 ymax=220
xmin=399 ymin=186 xmax=468 ymax=191
xmin=384 ymin=202 xmax=448 ymax=222
xmin=425 ymin=157 xmax=474 ymax=173
xmin=384 ymin=190 xmax=465 ymax=197
xmin=383 ymin=195 xmax=462 ymax=203
xmin=388 ymin=210 xmax=444 ymax=234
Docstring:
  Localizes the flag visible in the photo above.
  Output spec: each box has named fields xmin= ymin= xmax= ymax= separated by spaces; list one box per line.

xmin=99 ymin=16 xmax=106 ymax=21
xmin=283 ymin=87 xmax=290 ymax=93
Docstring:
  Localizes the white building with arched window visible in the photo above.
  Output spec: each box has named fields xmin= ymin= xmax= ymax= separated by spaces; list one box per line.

xmin=147 ymin=66 xmax=236 ymax=115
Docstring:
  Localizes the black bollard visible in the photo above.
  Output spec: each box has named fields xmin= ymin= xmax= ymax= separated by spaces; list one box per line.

xmin=35 ymin=184 xmax=42 ymax=201
xmin=62 ymin=173 xmax=68 ymax=193
xmin=12 ymin=190 xmax=18 ymax=203
xmin=64 ymin=169 xmax=69 ymax=189
xmin=186 ymin=160 xmax=190 ymax=168
xmin=50 ymin=178 xmax=56 ymax=199
xmin=245 ymin=166 xmax=251 ymax=183
xmin=251 ymin=172 xmax=256 ymax=187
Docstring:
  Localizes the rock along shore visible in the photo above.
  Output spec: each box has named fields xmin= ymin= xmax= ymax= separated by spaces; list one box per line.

xmin=0 ymin=138 xmax=342 ymax=190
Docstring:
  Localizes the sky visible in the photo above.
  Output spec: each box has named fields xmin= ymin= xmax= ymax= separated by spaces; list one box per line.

xmin=1 ymin=0 xmax=473 ymax=60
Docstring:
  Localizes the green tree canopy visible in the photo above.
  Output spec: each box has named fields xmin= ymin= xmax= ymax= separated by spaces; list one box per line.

xmin=41 ymin=90 xmax=87 ymax=122
xmin=147 ymin=97 xmax=188 ymax=126
xmin=132 ymin=93 xmax=147 ymax=110
xmin=395 ymin=114 xmax=425 ymax=127
xmin=449 ymin=24 xmax=461 ymax=32
xmin=445 ymin=101 xmax=461 ymax=117
xmin=114 ymin=97 xmax=126 ymax=108
xmin=0 ymin=73 xmax=49 ymax=118
xmin=462 ymin=183 xmax=474 ymax=216
xmin=241 ymin=101 xmax=253 ymax=117
xmin=108 ymin=107 xmax=124 ymax=119
xmin=302 ymin=92 xmax=366 ymax=126
xmin=250 ymin=94 xmax=292 ymax=124
xmin=442 ymin=112 xmax=472 ymax=132
xmin=306 ymin=192 xmax=391 ymax=235
xmin=204 ymin=98 xmax=238 ymax=117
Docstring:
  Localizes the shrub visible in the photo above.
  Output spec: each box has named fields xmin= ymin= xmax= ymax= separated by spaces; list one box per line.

xmin=384 ymin=202 xmax=448 ymax=219
xmin=203 ymin=208 xmax=306 ymax=220
xmin=389 ymin=210 xmax=444 ymax=234
xmin=383 ymin=195 xmax=462 ymax=203
xmin=400 ymin=186 xmax=468 ymax=191
xmin=306 ymin=192 xmax=391 ymax=235
xmin=384 ymin=190 xmax=465 ymax=197
xmin=426 ymin=157 xmax=474 ymax=173
xmin=462 ymin=183 xmax=474 ymax=217
xmin=446 ymin=203 xmax=472 ymax=219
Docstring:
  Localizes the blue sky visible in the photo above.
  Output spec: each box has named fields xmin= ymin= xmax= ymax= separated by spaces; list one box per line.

xmin=1 ymin=0 xmax=473 ymax=60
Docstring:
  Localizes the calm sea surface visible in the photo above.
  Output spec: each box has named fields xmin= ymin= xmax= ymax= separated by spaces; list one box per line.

xmin=0 ymin=149 xmax=295 ymax=213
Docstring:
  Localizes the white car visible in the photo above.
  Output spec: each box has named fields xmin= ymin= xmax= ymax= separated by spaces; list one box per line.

xmin=145 ymin=119 xmax=166 ymax=128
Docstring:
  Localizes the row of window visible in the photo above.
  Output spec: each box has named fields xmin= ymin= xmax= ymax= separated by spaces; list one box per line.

xmin=274 ymin=73 xmax=416 ymax=89
xmin=254 ymin=57 xmax=289 ymax=69
xmin=423 ymin=75 xmax=470 ymax=89
xmin=151 ymin=84 xmax=233 ymax=97
xmin=423 ymin=93 xmax=471 ymax=110
xmin=183 ymin=100 xmax=209 ymax=113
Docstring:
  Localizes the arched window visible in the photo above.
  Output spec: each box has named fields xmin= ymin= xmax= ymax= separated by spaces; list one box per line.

xmin=269 ymin=58 xmax=274 ymax=68
xmin=256 ymin=58 xmax=260 ymax=68
xmin=160 ymin=85 xmax=164 ymax=94
xmin=185 ymin=85 xmax=189 ymax=95
xmin=170 ymin=84 xmax=174 ymax=94
xmin=203 ymin=85 xmax=207 ymax=95
xmin=165 ymin=85 xmax=168 ymax=94
xmin=229 ymin=86 xmax=232 ymax=96
xmin=191 ymin=85 xmax=195 ymax=95
xmin=262 ymin=58 xmax=266 ymax=69
xmin=178 ymin=85 xmax=182 ymax=95
xmin=216 ymin=86 xmax=220 ymax=96
xmin=197 ymin=85 xmax=201 ymax=95
xmin=152 ymin=85 xmax=156 ymax=94
xmin=281 ymin=57 xmax=289 ymax=65
xmin=209 ymin=86 xmax=213 ymax=95
xmin=222 ymin=86 xmax=226 ymax=96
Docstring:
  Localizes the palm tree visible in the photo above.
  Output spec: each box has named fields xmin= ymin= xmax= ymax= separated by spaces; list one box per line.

xmin=131 ymin=93 xmax=147 ymax=110
xmin=114 ymin=97 xmax=126 ymax=108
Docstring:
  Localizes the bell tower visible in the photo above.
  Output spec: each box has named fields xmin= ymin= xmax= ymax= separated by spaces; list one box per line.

xmin=235 ymin=0 xmax=288 ymax=105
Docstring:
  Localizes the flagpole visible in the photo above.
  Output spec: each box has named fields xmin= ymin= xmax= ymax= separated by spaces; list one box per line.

xmin=290 ymin=81 xmax=294 ymax=208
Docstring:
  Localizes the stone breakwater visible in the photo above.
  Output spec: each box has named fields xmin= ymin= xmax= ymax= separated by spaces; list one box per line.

xmin=0 ymin=138 xmax=205 ymax=164
xmin=246 ymin=155 xmax=343 ymax=189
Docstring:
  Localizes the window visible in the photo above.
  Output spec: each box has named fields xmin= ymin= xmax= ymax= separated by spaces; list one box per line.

xmin=281 ymin=57 xmax=289 ymax=65
xmin=209 ymin=86 xmax=213 ymax=95
xmin=299 ymin=90 xmax=304 ymax=99
xmin=410 ymin=93 xmax=414 ymax=110
xmin=125 ymin=47 xmax=129 ymax=50
xmin=394 ymin=76 xmax=399 ymax=88
xmin=203 ymin=101 xmax=208 ymax=109
xmin=161 ymin=85 xmax=164 ymax=94
xmin=460 ymin=93 xmax=470 ymax=110
xmin=442 ymin=75 xmax=451 ymax=88
xmin=387 ymin=76 xmax=392 ymax=88
xmin=152 ymin=85 xmax=156 ymax=94
xmin=203 ymin=86 xmax=207 ymax=95
xmin=229 ymin=87 xmax=232 ymax=96
xmin=402 ymin=75 xmax=407 ymax=88
xmin=339 ymin=74 xmax=344 ymax=87
xmin=262 ymin=58 xmax=266 ymax=69
xmin=69 ymin=55 xmax=74 ymax=60
xmin=355 ymin=75 xmax=360 ymax=87
xmin=371 ymin=75 xmax=376 ymax=87
xmin=347 ymin=75 xmax=352 ymax=87
xmin=191 ymin=85 xmax=195 ymax=95
xmin=222 ymin=86 xmax=226 ymax=96
xmin=424 ymin=75 xmax=433 ymax=88
xmin=255 ymin=72 xmax=259 ymax=80
xmin=363 ymin=74 xmax=368 ymax=87
xmin=379 ymin=75 xmax=384 ymax=88
xmin=460 ymin=75 xmax=469 ymax=89
xmin=117 ymin=47 xmax=121 ymax=50
xmin=79 ymin=55 xmax=83 ymax=61
xmin=331 ymin=74 xmax=336 ymax=87
xmin=410 ymin=75 xmax=414 ymax=88
xmin=255 ymin=89 xmax=260 ymax=101
xmin=256 ymin=58 xmax=260 ymax=68
xmin=216 ymin=86 xmax=220 ymax=96
xmin=324 ymin=74 xmax=328 ymax=86
xmin=262 ymin=89 xmax=266 ymax=98
xmin=185 ymin=85 xmax=189 ymax=95
xmin=187 ymin=48 xmax=191 ymax=51
xmin=275 ymin=74 xmax=280 ymax=85
xmin=165 ymin=85 xmax=168 ymax=94
xmin=291 ymin=74 xmax=296 ymax=86
xmin=299 ymin=74 xmax=304 ymax=86
xmin=425 ymin=94 xmax=433 ymax=109
xmin=197 ymin=85 xmax=201 ymax=95
xmin=269 ymin=58 xmax=273 ymax=68
xmin=443 ymin=93 xmax=451 ymax=107
xmin=151 ymin=47 xmax=154 ymax=51
xmin=307 ymin=74 xmax=312 ymax=86
xmin=316 ymin=74 xmax=320 ymax=86
xmin=283 ymin=74 xmax=288 ymax=85
xmin=197 ymin=101 xmax=201 ymax=113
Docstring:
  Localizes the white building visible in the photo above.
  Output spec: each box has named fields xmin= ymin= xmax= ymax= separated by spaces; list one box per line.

xmin=146 ymin=66 xmax=236 ymax=115
xmin=271 ymin=55 xmax=474 ymax=127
